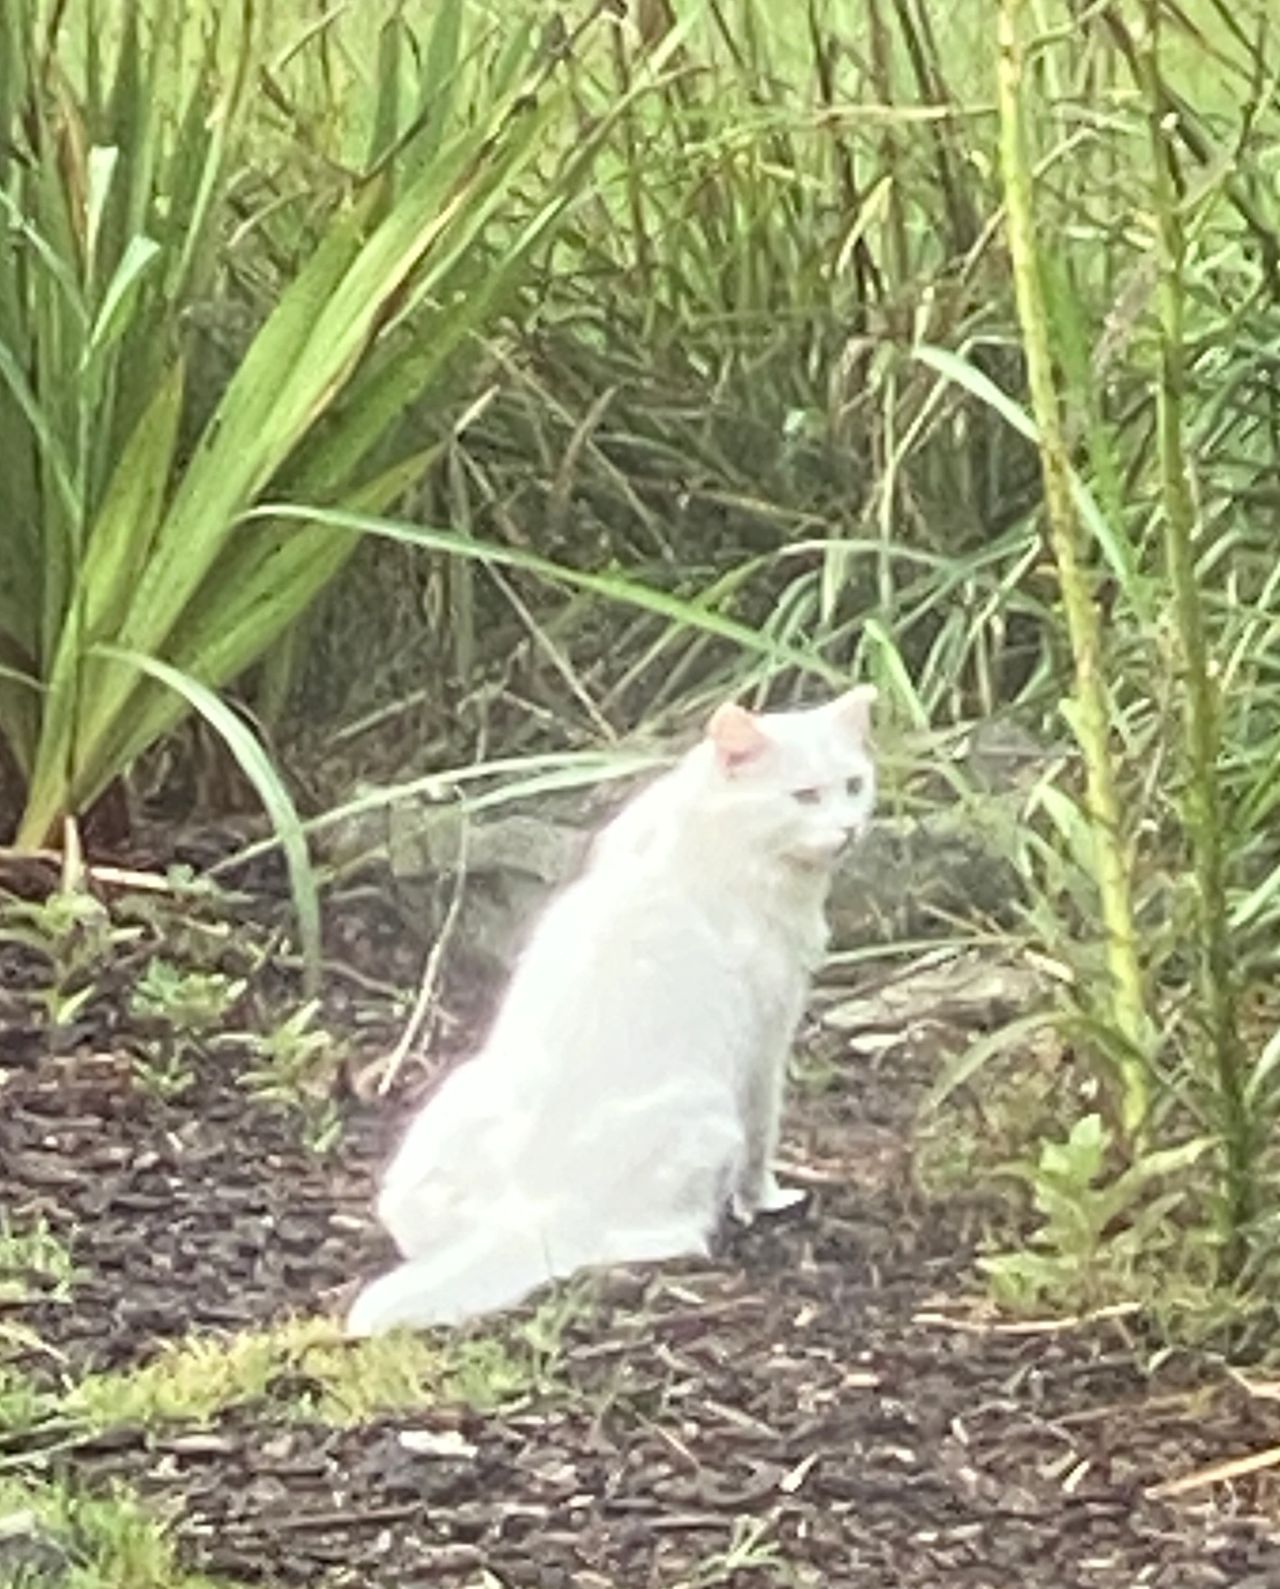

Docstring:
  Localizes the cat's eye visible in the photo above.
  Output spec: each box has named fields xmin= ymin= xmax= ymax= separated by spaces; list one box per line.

xmin=792 ymin=787 xmax=822 ymax=806
xmin=846 ymin=774 xmax=866 ymax=798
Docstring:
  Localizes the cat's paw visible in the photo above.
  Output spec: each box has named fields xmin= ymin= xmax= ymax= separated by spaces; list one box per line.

xmin=755 ymin=1180 xmax=808 ymax=1215
xmin=731 ymin=1177 xmax=808 ymax=1223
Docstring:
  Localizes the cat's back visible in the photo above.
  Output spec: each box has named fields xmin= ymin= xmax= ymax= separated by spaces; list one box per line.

xmin=484 ymin=810 xmax=800 ymax=1088
xmin=509 ymin=836 xmax=734 ymax=1001
xmin=526 ymin=781 xmax=763 ymax=967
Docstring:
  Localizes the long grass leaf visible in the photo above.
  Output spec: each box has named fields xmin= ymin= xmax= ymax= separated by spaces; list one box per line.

xmin=0 ymin=336 xmax=81 ymax=523
xmin=95 ymin=450 xmax=440 ymax=782
xmin=85 ymin=234 xmax=162 ymax=363
xmin=926 ymin=1011 xmax=1056 ymax=1112
xmin=914 ymin=343 xmax=1150 ymax=623
xmin=93 ymin=643 xmax=321 ymax=994
xmin=246 ymin=504 xmax=849 ymax=685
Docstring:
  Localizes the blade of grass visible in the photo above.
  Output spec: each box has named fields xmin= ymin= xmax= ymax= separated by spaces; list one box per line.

xmin=94 ymin=643 xmax=321 ymax=995
xmin=244 ymin=502 xmax=850 ymax=687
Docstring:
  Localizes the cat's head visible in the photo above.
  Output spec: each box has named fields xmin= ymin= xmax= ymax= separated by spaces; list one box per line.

xmin=696 ymin=687 xmax=877 ymax=870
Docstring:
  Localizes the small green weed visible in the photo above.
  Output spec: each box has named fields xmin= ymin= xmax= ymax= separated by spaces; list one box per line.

xmin=128 ymin=1050 xmax=198 ymax=1103
xmin=683 ymin=1516 xmax=788 ymax=1587
xmin=0 ymin=1476 xmax=232 ymax=1589
xmin=0 ymin=1216 xmax=80 ymax=1304
xmin=127 ymin=960 xmax=247 ymax=1100
xmin=0 ymin=889 xmax=124 ymax=1032
xmin=981 ymin=1114 xmax=1214 ymax=1313
xmin=0 ymin=1360 xmax=60 ymax=1438
xmin=129 ymin=960 xmax=246 ymax=1036
xmin=440 ymin=1335 xmax=543 ymax=1415
xmin=240 ymin=1001 xmax=345 ymax=1154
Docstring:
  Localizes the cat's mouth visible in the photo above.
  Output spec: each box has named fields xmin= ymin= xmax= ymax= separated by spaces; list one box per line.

xmin=784 ymin=841 xmax=847 ymax=873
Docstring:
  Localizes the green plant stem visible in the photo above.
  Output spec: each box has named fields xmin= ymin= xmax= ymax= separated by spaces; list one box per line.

xmin=996 ymin=0 xmax=1150 ymax=1138
xmin=1139 ymin=8 xmax=1252 ymax=1268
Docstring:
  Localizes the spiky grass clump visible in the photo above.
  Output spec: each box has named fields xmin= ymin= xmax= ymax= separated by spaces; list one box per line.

xmin=0 ymin=1476 xmax=229 ymax=1589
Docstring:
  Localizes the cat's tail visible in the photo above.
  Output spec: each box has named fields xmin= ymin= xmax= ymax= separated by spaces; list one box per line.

xmin=345 ymin=1210 xmax=710 ymax=1336
xmin=346 ymin=1222 xmax=557 ymax=1335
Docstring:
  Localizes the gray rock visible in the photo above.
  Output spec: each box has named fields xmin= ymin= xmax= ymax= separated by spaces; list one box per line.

xmin=820 ymin=950 xmax=1046 ymax=1036
xmin=385 ymin=807 xmax=588 ymax=885
xmin=325 ymin=779 xmax=1027 ymax=977
xmin=828 ymin=806 xmax=1025 ymax=947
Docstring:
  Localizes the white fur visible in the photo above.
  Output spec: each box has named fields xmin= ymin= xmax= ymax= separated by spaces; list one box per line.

xmin=346 ymin=688 xmax=877 ymax=1336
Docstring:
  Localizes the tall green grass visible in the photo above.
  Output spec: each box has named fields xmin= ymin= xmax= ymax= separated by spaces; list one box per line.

xmin=372 ymin=0 xmax=1280 ymax=1313
xmin=0 ymin=1 xmax=680 ymax=858
xmin=5 ymin=0 xmax=1280 ymax=1317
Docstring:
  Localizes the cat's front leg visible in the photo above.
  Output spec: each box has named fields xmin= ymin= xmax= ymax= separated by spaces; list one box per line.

xmin=731 ymin=1036 xmax=807 ymax=1223
xmin=732 ymin=1174 xmax=807 ymax=1223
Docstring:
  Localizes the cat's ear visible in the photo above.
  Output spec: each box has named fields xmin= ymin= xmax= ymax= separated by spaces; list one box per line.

xmin=707 ymin=701 xmax=770 ymax=771
xmin=831 ymin=685 xmax=877 ymax=741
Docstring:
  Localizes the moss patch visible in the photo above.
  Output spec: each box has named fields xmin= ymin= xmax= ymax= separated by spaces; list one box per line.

xmin=65 ymin=1308 xmax=566 ymax=1432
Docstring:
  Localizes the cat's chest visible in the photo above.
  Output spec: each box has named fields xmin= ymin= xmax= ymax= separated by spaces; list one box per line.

xmin=716 ymin=905 xmax=824 ymax=1003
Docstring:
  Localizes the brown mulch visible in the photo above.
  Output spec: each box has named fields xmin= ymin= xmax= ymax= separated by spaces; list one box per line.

xmin=4 ymin=880 xmax=1280 ymax=1587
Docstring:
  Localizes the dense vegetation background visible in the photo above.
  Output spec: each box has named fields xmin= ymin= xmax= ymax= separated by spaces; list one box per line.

xmin=3 ymin=0 xmax=1280 ymax=1334
xmin=7 ymin=3 xmax=1280 ymax=1580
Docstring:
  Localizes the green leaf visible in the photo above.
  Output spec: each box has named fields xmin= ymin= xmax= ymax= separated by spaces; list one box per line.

xmin=368 ymin=13 xmax=404 ymax=173
xmin=0 ymin=334 xmax=81 ymax=525
xmin=1040 ymin=1113 xmax=1107 ymax=1190
xmin=247 ymin=503 xmax=849 ymax=685
xmin=0 ymin=662 xmax=44 ymax=693
xmin=84 ymin=145 xmax=120 ymax=278
xmin=93 ymin=644 xmax=322 ymax=995
xmin=914 ymin=344 xmax=1151 ymax=624
xmin=1246 ymin=1024 xmax=1280 ymax=1107
xmin=1110 ymin=1137 xmax=1215 ymax=1201
xmin=85 ymin=233 xmax=162 ymax=364
xmin=925 ymin=1010 xmax=1054 ymax=1112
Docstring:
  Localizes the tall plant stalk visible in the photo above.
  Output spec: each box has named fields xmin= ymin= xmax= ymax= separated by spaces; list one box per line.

xmin=996 ymin=0 xmax=1151 ymax=1138
xmin=1138 ymin=7 xmax=1252 ymax=1265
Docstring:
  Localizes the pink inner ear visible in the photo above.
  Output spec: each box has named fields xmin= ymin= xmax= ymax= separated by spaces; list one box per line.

xmin=707 ymin=702 xmax=769 ymax=771
xmin=833 ymin=684 xmax=877 ymax=740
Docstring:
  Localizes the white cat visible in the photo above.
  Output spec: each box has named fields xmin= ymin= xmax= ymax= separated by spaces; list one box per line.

xmin=346 ymin=687 xmax=877 ymax=1335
